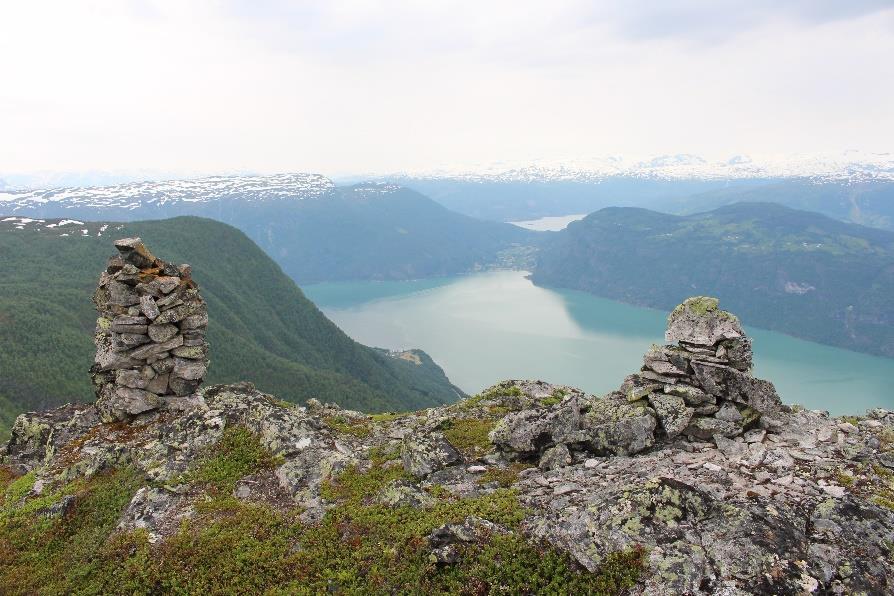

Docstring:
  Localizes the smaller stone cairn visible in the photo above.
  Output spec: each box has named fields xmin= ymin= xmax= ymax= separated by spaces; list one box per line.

xmin=621 ymin=295 xmax=781 ymax=441
xmin=90 ymin=238 xmax=209 ymax=421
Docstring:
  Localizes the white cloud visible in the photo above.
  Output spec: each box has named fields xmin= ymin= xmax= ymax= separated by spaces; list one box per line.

xmin=0 ymin=0 xmax=892 ymax=178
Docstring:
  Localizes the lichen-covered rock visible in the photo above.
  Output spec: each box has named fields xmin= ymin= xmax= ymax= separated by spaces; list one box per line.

xmin=581 ymin=393 xmax=657 ymax=455
xmin=665 ymin=296 xmax=745 ymax=347
xmin=490 ymin=398 xmax=582 ymax=455
xmin=401 ymin=433 xmax=463 ymax=478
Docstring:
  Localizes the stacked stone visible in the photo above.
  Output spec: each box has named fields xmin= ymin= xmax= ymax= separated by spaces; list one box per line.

xmin=619 ymin=296 xmax=781 ymax=441
xmin=90 ymin=237 xmax=209 ymax=421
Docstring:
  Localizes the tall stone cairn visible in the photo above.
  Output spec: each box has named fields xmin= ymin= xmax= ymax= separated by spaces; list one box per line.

xmin=619 ymin=296 xmax=782 ymax=441
xmin=90 ymin=238 xmax=209 ymax=421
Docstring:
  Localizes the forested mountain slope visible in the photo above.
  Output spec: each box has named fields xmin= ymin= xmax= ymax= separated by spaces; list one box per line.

xmin=532 ymin=202 xmax=894 ymax=357
xmin=0 ymin=176 xmax=538 ymax=284
xmin=0 ymin=216 xmax=463 ymax=436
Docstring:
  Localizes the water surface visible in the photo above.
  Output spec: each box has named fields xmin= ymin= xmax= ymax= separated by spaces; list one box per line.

xmin=304 ymin=271 xmax=894 ymax=415
xmin=507 ymin=214 xmax=587 ymax=231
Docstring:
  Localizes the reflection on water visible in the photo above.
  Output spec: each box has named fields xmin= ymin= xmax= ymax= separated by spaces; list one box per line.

xmin=304 ymin=270 xmax=894 ymax=415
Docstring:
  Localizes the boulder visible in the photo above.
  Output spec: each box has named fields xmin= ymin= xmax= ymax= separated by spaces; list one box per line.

xmin=665 ymin=296 xmax=745 ymax=347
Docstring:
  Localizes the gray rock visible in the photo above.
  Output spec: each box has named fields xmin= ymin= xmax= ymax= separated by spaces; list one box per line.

xmin=107 ymin=281 xmax=140 ymax=307
xmin=539 ymin=443 xmax=572 ymax=471
xmin=684 ymin=416 xmax=741 ymax=440
xmin=113 ymin=387 xmax=163 ymax=416
xmin=666 ymin=296 xmax=745 ymax=347
xmin=148 ymin=323 xmax=179 ymax=343
xmin=140 ymin=295 xmax=160 ymax=320
xmin=150 ymin=357 xmax=175 ymax=374
xmin=690 ymin=361 xmax=781 ymax=415
xmin=153 ymin=305 xmax=190 ymax=325
xmin=581 ymin=393 xmax=657 ymax=455
xmin=402 ymin=433 xmax=463 ymax=478
xmin=490 ymin=398 xmax=582 ymax=454
xmin=129 ymin=335 xmax=183 ymax=360
xmin=664 ymin=383 xmax=714 ymax=406
xmin=648 ymin=393 xmax=694 ymax=439
xmin=173 ymin=357 xmax=207 ymax=381
xmin=168 ymin=376 xmax=200 ymax=397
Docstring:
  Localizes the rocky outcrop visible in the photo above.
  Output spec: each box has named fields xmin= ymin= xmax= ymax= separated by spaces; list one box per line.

xmin=3 ymin=294 xmax=893 ymax=594
xmin=492 ymin=296 xmax=782 ymax=462
xmin=90 ymin=238 xmax=209 ymax=421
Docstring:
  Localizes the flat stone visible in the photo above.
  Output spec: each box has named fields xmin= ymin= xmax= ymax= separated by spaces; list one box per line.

xmin=153 ymin=305 xmax=190 ymax=324
xmin=113 ymin=386 xmax=162 ymax=415
xmin=685 ymin=416 xmax=741 ymax=440
xmin=148 ymin=323 xmax=179 ymax=343
xmin=180 ymin=313 xmax=208 ymax=330
xmin=146 ymin=373 xmax=169 ymax=395
xmin=743 ymin=429 xmax=766 ymax=443
xmin=664 ymin=383 xmax=714 ymax=406
xmin=116 ymin=369 xmax=149 ymax=389
xmin=172 ymin=357 xmax=207 ymax=381
xmin=150 ymin=357 xmax=175 ymax=374
xmin=171 ymin=344 xmax=207 ymax=360
xmin=129 ymin=335 xmax=183 ymax=360
xmin=110 ymin=323 xmax=149 ymax=335
xmin=112 ymin=333 xmax=151 ymax=349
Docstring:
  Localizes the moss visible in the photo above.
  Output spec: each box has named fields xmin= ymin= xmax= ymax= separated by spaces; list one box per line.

xmin=0 ymin=467 xmax=145 ymax=595
xmin=478 ymin=463 xmax=531 ymax=488
xmin=441 ymin=418 xmax=497 ymax=458
xmin=541 ymin=388 xmax=567 ymax=407
xmin=295 ymin=461 xmax=644 ymax=594
xmin=187 ymin=425 xmax=282 ymax=494
xmin=1 ymin=458 xmax=645 ymax=594
xmin=324 ymin=415 xmax=373 ymax=439
xmin=835 ymin=470 xmax=855 ymax=487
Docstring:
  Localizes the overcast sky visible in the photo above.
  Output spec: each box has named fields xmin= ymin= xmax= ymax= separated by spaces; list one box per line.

xmin=1 ymin=0 xmax=893 ymax=178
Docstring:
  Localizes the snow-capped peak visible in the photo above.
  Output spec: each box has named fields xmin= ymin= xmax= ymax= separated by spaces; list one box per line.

xmin=386 ymin=151 xmax=894 ymax=184
xmin=0 ymin=173 xmax=335 ymax=211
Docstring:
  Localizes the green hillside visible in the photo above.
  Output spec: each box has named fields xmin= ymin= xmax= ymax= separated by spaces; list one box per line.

xmin=532 ymin=202 xmax=894 ymax=357
xmin=0 ymin=216 xmax=463 ymax=437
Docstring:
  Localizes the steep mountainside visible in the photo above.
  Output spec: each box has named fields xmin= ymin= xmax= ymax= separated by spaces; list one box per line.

xmin=0 ymin=216 xmax=463 ymax=436
xmin=0 ymin=176 xmax=538 ymax=284
xmin=532 ymin=203 xmax=894 ymax=357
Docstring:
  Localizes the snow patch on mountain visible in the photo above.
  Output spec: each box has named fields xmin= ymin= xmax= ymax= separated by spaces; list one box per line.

xmin=389 ymin=151 xmax=894 ymax=183
xmin=0 ymin=173 xmax=335 ymax=211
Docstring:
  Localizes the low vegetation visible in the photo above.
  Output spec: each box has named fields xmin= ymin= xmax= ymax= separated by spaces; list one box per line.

xmin=0 ymin=426 xmax=645 ymax=594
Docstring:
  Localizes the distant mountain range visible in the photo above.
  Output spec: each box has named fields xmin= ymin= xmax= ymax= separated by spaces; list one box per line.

xmin=369 ymin=153 xmax=894 ymax=227
xmin=0 ymin=216 xmax=464 ymax=437
xmin=0 ymin=176 xmax=537 ymax=284
xmin=531 ymin=202 xmax=894 ymax=358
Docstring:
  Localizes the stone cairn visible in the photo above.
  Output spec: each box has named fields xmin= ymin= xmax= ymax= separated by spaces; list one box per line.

xmin=620 ymin=296 xmax=781 ymax=442
xmin=90 ymin=238 xmax=209 ymax=421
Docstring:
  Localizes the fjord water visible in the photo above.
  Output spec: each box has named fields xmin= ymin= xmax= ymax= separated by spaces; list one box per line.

xmin=304 ymin=271 xmax=894 ymax=415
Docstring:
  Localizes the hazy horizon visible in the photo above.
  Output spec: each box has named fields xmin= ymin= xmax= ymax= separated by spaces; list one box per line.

xmin=2 ymin=1 xmax=893 ymax=179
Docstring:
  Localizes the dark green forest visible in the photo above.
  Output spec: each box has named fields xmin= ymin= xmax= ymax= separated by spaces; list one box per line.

xmin=0 ymin=217 xmax=463 ymax=437
xmin=532 ymin=202 xmax=894 ymax=358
